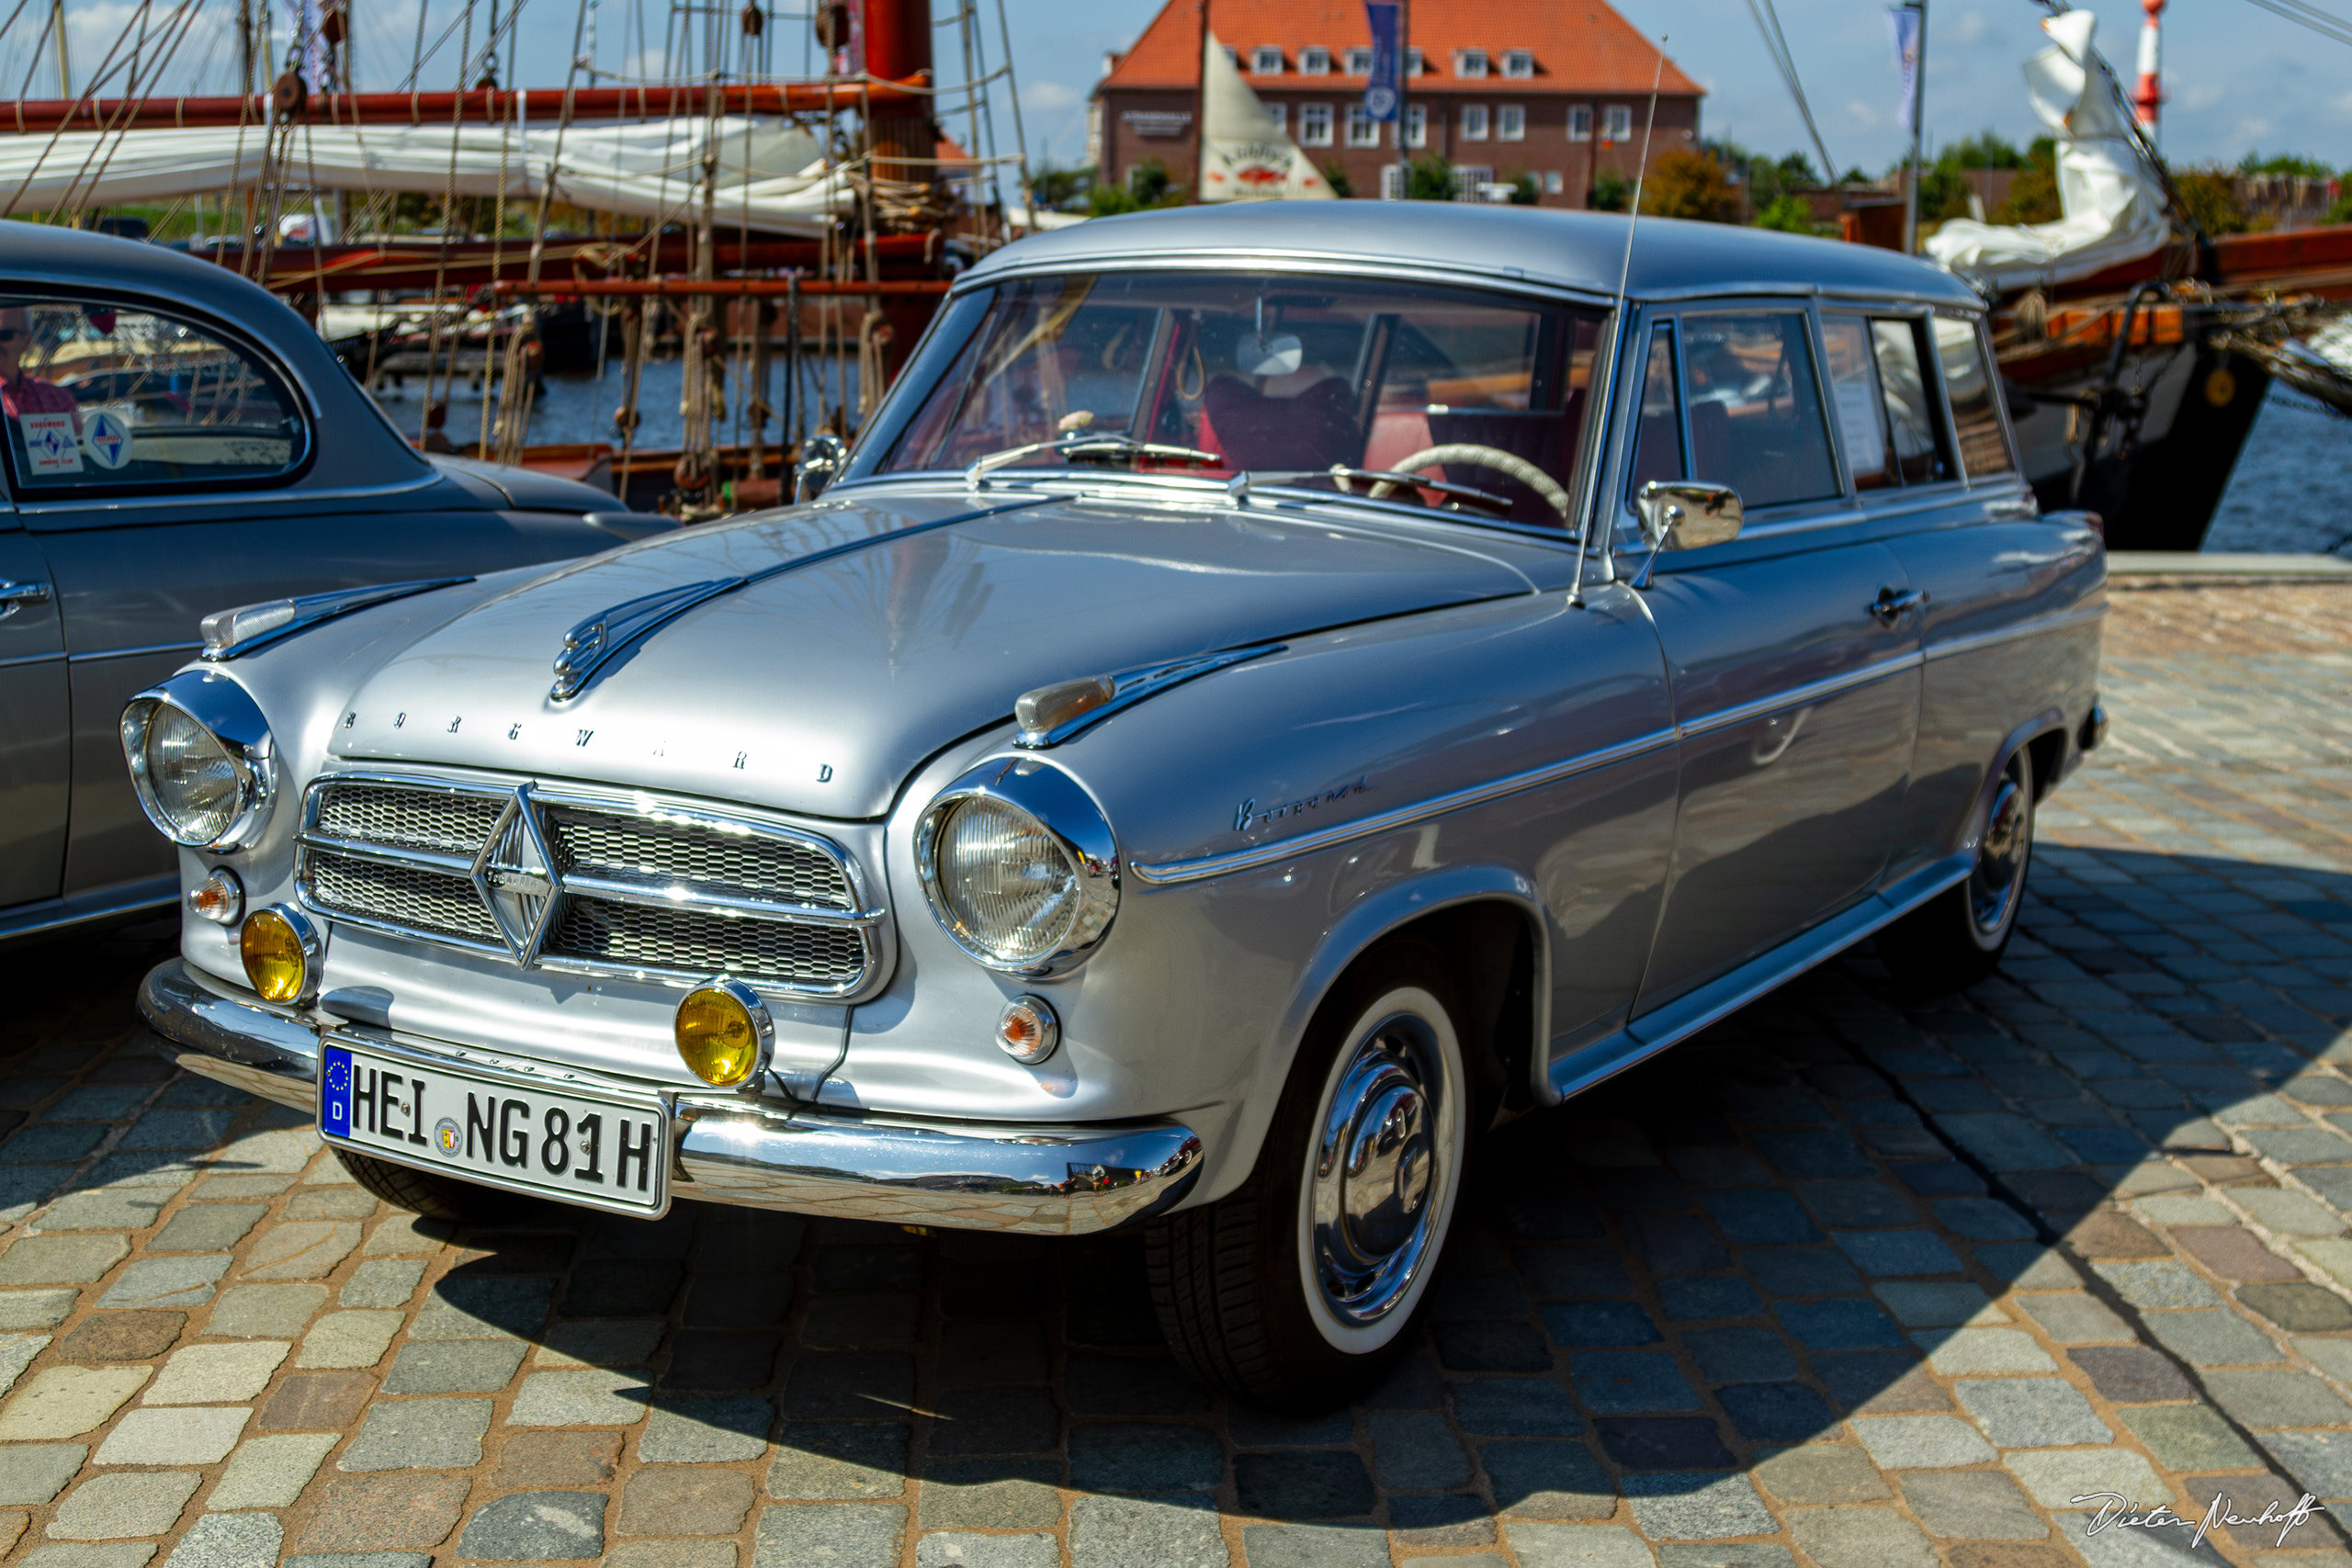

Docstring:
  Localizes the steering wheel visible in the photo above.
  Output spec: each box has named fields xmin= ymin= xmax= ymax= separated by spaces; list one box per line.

xmin=1367 ymin=444 xmax=1573 ymax=524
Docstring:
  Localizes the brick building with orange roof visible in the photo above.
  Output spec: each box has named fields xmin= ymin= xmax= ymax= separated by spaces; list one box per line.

xmin=1089 ymin=0 xmax=1703 ymax=207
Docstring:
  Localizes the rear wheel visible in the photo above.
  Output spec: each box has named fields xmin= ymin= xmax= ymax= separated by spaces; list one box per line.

xmin=1148 ymin=941 xmax=1470 ymax=1411
xmin=333 ymin=1145 xmax=501 ymax=1222
xmin=1877 ymin=745 xmax=2035 ymax=994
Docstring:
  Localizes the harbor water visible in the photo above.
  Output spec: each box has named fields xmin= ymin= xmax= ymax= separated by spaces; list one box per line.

xmin=2205 ymin=389 xmax=2352 ymax=557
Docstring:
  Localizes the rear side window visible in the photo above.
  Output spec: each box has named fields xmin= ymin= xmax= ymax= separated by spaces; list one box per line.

xmin=1680 ymin=312 xmax=1838 ymax=508
xmin=1822 ymin=314 xmax=1953 ymax=490
xmin=0 ymin=298 xmax=307 ymax=495
xmin=1932 ymin=316 xmax=2015 ymax=479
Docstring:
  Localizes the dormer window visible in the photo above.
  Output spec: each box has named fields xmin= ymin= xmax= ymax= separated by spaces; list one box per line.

xmin=1455 ymin=49 xmax=1488 ymax=79
xmin=1343 ymin=46 xmax=1372 ymax=74
xmin=1502 ymin=49 xmax=1533 ymax=78
xmin=1407 ymin=47 xmax=1424 ymax=76
xmin=1300 ymin=45 xmax=1330 ymax=74
xmin=1251 ymin=46 xmax=1283 ymax=74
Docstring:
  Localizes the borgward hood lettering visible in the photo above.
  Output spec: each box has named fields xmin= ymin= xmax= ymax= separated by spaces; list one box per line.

xmin=331 ymin=490 xmax=1534 ymax=818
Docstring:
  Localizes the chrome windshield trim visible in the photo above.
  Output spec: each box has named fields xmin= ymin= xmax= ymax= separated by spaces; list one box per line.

xmin=1675 ymin=651 xmax=1925 ymax=739
xmin=1923 ymin=603 xmax=2108 ymax=662
xmin=1131 ymin=727 xmax=1679 ymax=886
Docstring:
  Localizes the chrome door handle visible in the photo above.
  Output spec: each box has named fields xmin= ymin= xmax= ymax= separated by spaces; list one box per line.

xmin=0 ymin=580 xmax=51 ymax=623
xmin=1867 ymin=586 xmax=1928 ymax=624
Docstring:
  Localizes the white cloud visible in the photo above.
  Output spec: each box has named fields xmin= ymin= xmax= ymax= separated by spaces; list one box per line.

xmin=1845 ymin=100 xmax=1884 ymax=130
xmin=1949 ymin=10 xmax=1990 ymax=47
xmin=1021 ymin=80 xmax=1080 ymax=111
xmin=2181 ymin=84 xmax=2225 ymax=112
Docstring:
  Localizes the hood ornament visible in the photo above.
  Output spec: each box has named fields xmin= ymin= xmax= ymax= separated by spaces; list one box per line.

xmin=551 ymin=578 xmax=742 ymax=701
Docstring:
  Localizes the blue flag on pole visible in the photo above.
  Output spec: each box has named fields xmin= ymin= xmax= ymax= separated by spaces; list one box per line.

xmin=1363 ymin=1 xmax=1401 ymax=121
xmin=1886 ymin=7 xmax=1921 ymax=131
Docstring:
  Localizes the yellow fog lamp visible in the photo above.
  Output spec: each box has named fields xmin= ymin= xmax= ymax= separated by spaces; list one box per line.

xmin=674 ymin=979 xmax=774 ymax=1089
xmin=240 ymin=905 xmax=321 ymax=1003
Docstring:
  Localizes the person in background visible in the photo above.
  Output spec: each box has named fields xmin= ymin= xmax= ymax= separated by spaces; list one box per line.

xmin=0 ymin=305 xmax=79 ymax=431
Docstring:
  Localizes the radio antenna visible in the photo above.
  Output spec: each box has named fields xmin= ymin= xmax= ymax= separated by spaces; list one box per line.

xmin=1570 ymin=37 xmax=1667 ymax=609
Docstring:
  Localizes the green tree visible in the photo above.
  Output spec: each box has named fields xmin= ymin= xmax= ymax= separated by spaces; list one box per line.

xmin=1320 ymin=160 xmax=1353 ymax=199
xmin=1509 ymin=173 xmax=1540 ymax=206
xmin=2176 ymin=167 xmax=2249 ymax=236
xmin=1641 ymin=149 xmax=1741 ymax=222
xmin=1405 ymin=154 xmax=1457 ymax=201
xmin=1994 ymin=136 xmax=2063 ymax=224
xmin=2240 ymin=152 xmax=2333 ymax=177
xmin=1028 ymin=161 xmax=1092 ymax=211
xmin=1752 ymin=194 xmax=1824 ymax=234
xmin=1589 ymin=169 xmax=1631 ymax=212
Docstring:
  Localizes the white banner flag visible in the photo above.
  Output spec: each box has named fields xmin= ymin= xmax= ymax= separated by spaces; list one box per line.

xmin=1198 ymin=29 xmax=1336 ymax=203
xmin=1887 ymin=7 xmax=1922 ymax=131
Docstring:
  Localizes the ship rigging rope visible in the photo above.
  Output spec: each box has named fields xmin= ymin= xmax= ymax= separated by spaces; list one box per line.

xmin=54 ymin=0 xmax=209 ymax=221
xmin=2237 ymin=0 xmax=2352 ymax=48
xmin=1 ymin=0 xmax=158 ymax=214
xmin=1743 ymin=0 xmax=1838 ymax=188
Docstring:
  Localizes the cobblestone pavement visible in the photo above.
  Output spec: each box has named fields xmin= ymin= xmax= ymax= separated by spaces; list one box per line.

xmin=2 ymin=580 xmax=2351 ymax=1568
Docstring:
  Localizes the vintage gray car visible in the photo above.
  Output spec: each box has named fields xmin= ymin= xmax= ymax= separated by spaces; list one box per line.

xmin=0 ymin=221 xmax=637 ymax=948
xmin=134 ymin=203 xmax=2105 ymax=1408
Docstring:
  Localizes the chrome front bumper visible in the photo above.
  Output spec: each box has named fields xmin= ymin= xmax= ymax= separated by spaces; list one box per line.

xmin=138 ymin=958 xmax=1202 ymax=1235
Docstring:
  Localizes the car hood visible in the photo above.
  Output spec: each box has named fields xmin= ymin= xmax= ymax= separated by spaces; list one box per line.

xmin=328 ymin=484 xmax=1536 ymax=818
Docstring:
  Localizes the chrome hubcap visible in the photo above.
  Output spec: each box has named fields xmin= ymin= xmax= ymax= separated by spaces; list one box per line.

xmin=1969 ymin=773 xmax=2028 ymax=937
xmin=1310 ymin=1014 xmax=1447 ymax=1326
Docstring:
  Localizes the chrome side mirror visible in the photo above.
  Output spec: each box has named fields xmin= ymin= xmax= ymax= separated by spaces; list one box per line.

xmin=795 ymin=433 xmax=846 ymax=503
xmin=1636 ymin=480 xmax=1744 ymax=552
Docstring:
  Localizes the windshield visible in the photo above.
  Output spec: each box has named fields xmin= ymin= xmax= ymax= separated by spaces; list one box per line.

xmin=877 ymin=271 xmax=1605 ymax=528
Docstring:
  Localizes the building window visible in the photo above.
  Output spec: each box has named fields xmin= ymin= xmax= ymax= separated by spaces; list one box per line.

xmin=1568 ymin=105 xmax=1592 ymax=141
xmin=1604 ymin=105 xmax=1633 ymax=141
xmin=1298 ymin=103 xmax=1333 ymax=145
xmin=1405 ymin=103 xmax=1427 ymax=148
xmin=1344 ymin=46 xmax=1372 ymax=74
xmin=1300 ymin=45 xmax=1329 ymax=74
xmin=1382 ymin=164 xmax=1404 ymax=199
xmin=1454 ymin=165 xmax=1494 ymax=199
xmin=1345 ymin=105 xmax=1379 ymax=146
xmin=1406 ymin=47 xmax=1424 ymax=75
xmin=1454 ymin=48 xmax=1488 ymax=79
xmin=1251 ymin=46 xmax=1283 ymax=74
xmin=1266 ymin=103 xmax=1285 ymax=132
xmin=1461 ymin=104 xmax=1489 ymax=141
xmin=1498 ymin=104 xmax=1525 ymax=141
xmin=1544 ymin=170 xmax=1564 ymax=193
xmin=1502 ymin=49 xmax=1534 ymax=78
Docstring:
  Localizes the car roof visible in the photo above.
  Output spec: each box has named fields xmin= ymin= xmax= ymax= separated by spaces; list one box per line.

xmin=967 ymin=201 xmax=1984 ymax=310
xmin=0 ymin=220 xmax=427 ymax=488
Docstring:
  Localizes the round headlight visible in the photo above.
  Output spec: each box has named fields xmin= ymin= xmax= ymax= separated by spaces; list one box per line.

xmin=120 ymin=675 xmax=275 ymax=851
xmin=675 ymin=980 xmax=773 ymax=1088
xmin=916 ymin=761 xmax=1119 ymax=975
xmin=240 ymin=905 xmax=320 ymax=1003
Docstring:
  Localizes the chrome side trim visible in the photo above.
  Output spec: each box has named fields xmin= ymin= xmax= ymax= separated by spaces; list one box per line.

xmin=17 ymin=470 xmax=442 ymax=516
xmin=138 ymin=957 xmax=1202 ymax=1235
xmin=202 ymin=577 xmax=473 ymax=662
xmin=1544 ymin=850 xmax=1973 ymax=1103
xmin=1922 ymin=602 xmax=2108 ymax=662
xmin=1675 ymin=651 xmax=1923 ymax=740
xmin=0 ymin=875 xmax=177 ymax=949
xmin=1131 ymin=727 xmax=1679 ymax=886
xmin=0 ymin=650 xmax=65 ymax=671
xmin=1015 ymin=644 xmax=1285 ymax=749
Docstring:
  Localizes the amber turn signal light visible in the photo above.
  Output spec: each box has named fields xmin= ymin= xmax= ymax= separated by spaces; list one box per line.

xmin=995 ymin=994 xmax=1060 ymax=1066
xmin=240 ymin=905 xmax=319 ymax=1003
xmin=675 ymin=980 xmax=773 ymax=1089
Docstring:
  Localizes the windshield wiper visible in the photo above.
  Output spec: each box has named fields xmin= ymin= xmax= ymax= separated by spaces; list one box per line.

xmin=1314 ymin=466 xmax=1515 ymax=515
xmin=964 ymin=432 xmax=1223 ymax=488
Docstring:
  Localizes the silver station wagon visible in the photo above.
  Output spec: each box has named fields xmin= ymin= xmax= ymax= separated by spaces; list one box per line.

xmin=135 ymin=204 xmax=2106 ymax=1409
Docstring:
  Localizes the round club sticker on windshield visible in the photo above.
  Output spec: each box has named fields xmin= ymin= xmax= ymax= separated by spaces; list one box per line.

xmin=85 ymin=410 xmax=131 ymax=469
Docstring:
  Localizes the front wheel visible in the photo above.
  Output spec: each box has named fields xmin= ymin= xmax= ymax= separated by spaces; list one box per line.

xmin=1147 ymin=941 xmax=1470 ymax=1411
xmin=1876 ymin=744 xmax=2035 ymax=994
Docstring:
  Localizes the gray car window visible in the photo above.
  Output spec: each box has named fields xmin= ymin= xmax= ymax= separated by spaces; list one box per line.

xmin=0 ymin=299 xmax=306 ymax=495
xmin=1680 ymin=311 xmax=1838 ymax=508
xmin=1932 ymin=315 xmax=2016 ymax=480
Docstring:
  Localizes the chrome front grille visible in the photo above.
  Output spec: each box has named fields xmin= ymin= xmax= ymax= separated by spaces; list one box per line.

xmin=296 ymin=773 xmax=882 ymax=996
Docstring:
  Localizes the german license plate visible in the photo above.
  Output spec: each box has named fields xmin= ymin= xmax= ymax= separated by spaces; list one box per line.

xmin=319 ymin=1043 xmax=668 ymax=1214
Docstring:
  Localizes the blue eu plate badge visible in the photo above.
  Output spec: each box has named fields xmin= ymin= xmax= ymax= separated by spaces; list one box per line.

xmin=321 ymin=1045 xmax=354 ymax=1136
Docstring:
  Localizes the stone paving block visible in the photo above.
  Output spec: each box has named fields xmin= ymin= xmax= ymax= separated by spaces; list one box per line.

xmin=1388 ymin=1492 xmax=1495 ymax=1548
xmin=1621 ymin=1472 xmax=1772 ymax=1540
xmin=1696 ymin=1190 xmax=1817 ymax=1245
xmin=1783 ymin=1507 xmax=1937 ymax=1568
xmin=1232 ymin=1450 xmax=1375 ymax=1518
xmin=2171 ymin=1224 xmax=2305 ymax=1282
xmin=0 ymin=1366 xmax=151 ymax=1439
xmin=1936 ymin=1112 xmax=2073 ymax=1171
xmin=1656 ymin=1278 xmax=1762 ymax=1322
xmin=604 ymin=1544 xmax=738 ymax=1568
xmin=1518 ymin=1245 xmax=1633 ymax=1298
xmin=638 ymin=1395 xmax=772 ymax=1463
xmin=2096 ymin=1261 xmax=2227 ymax=1309
xmin=1898 ymin=1469 xmax=2049 ymax=1539
xmin=536 ymin=1319 xmax=665 ymax=1369
xmin=0 ymin=1235 xmax=129 ymax=1285
xmin=2247 ymin=1127 xmax=2352 ymax=1165
xmin=2064 ymin=1211 xmax=2172 ymax=1260
xmin=2260 ymin=1430 xmax=2352 ymax=1500
xmin=1816 ymin=1352 xmax=1950 ymax=1414
xmin=1831 ymin=1229 xmax=1963 ymax=1277
xmin=1228 ymin=1406 xmax=1354 ymax=1448
xmin=2120 ymin=1404 xmax=2265 ymax=1472
xmin=142 ymin=1341 xmax=288 ymax=1404
xmin=284 ymin=1186 xmax=379 ymax=1221
xmin=616 ymin=1468 xmax=755 ymax=1536
xmin=1539 ymin=1302 xmax=1663 ymax=1348
xmin=159 ymin=1512 xmax=281 ymax=1568
xmin=2237 ymin=1188 xmax=2347 ymax=1236
xmin=483 ymin=1430 xmax=621 ymax=1491
xmin=1234 ymin=1524 xmax=1385 ymax=1568
xmin=1917 ymin=1326 xmax=2058 ymax=1374
xmin=2296 ymin=1337 xmax=2352 ymax=1383
xmin=37 ymin=1191 xmax=167 ymax=1231
xmin=97 ymin=1256 xmax=229 ymax=1310
xmin=1750 ymin=1444 xmax=1889 ymax=1505
xmin=766 ymin=1423 xmax=907 ymax=1498
xmin=382 ymin=1339 xmax=526 ymax=1394
xmin=2145 ymin=1306 xmax=2287 ymax=1366
xmin=206 ymin=1431 xmax=339 ymax=1509
xmin=338 ymin=1260 xmax=425 ymax=1310
xmin=1741 ymin=1247 xmax=1861 ymax=1299
xmin=0 ymin=1290 xmax=79 ymax=1329
xmin=293 ymin=1310 xmax=401 ymax=1369
xmin=1500 ymin=1522 xmax=1657 ymax=1568
xmin=2243 ymin=1282 xmax=2352 ymax=1332
xmin=1977 ymin=1245 xmax=2085 ymax=1290
xmin=914 ymin=1533 xmax=1059 ymax=1568
xmin=1365 ymin=1409 xmax=1470 ymax=1490
xmin=360 ymin=1215 xmax=453 ymax=1257
xmin=19 ymin=1546 xmax=159 ymax=1568
xmin=1450 ymin=1378 xmax=1583 ymax=1437
xmin=507 ymin=1369 xmax=650 ymax=1426
xmin=1873 ymin=1281 xmax=2002 ymax=1327
xmin=1682 ymin=1326 xmax=1798 ymax=1385
xmin=1595 ymin=1416 xmax=1736 ymax=1470
xmin=2068 ymin=1345 xmax=2199 ymax=1403
xmin=2207 ymin=1367 xmax=2352 ymax=1428
xmin=1069 ymin=1423 xmax=1226 ymax=1495
xmin=46 ymin=1472 xmax=199 ymax=1540
xmin=917 ymin=1458 xmax=1063 ymax=1529
xmin=203 ymin=1283 xmax=327 ymax=1337
xmin=1955 ymin=1377 xmax=2113 ymax=1446
xmin=779 ymin=1351 xmax=914 ymax=1418
xmin=147 ymin=1205 xmax=265 ymax=1255
xmin=411 ymin=1278 xmax=552 ymax=1341
xmin=457 ymin=1491 xmax=605 ymax=1561
xmin=1795 ymin=1181 xmax=1917 ymax=1228
xmin=1567 ymin=1351 xmax=1702 ymax=1412
xmin=95 ymin=1405 xmax=247 ymax=1464
xmin=2015 ymin=1292 xmax=2136 ymax=1344
xmin=1849 ymin=1416 xmax=1996 ymax=1468
xmin=55 ymin=1313 xmax=181 ymax=1364
xmin=0 ymin=1443 xmax=87 ymax=1505
xmin=255 ymin=1371 xmax=373 ymax=1430
xmin=1774 ymin=1300 xmax=1905 ymax=1351
xmin=339 ymin=1395 xmax=492 ymax=1469
xmin=1481 ymin=1440 xmax=1616 ymax=1518
xmin=2006 ymin=1448 xmax=2165 ymax=1508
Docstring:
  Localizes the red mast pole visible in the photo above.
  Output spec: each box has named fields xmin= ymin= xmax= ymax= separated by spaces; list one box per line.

xmin=2133 ymin=0 xmax=2164 ymax=142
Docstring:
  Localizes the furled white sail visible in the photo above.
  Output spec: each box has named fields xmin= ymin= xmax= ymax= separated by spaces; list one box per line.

xmin=1923 ymin=12 xmax=2171 ymax=288
xmin=1197 ymin=29 xmax=1335 ymax=204
xmin=0 ymin=116 xmax=846 ymax=235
